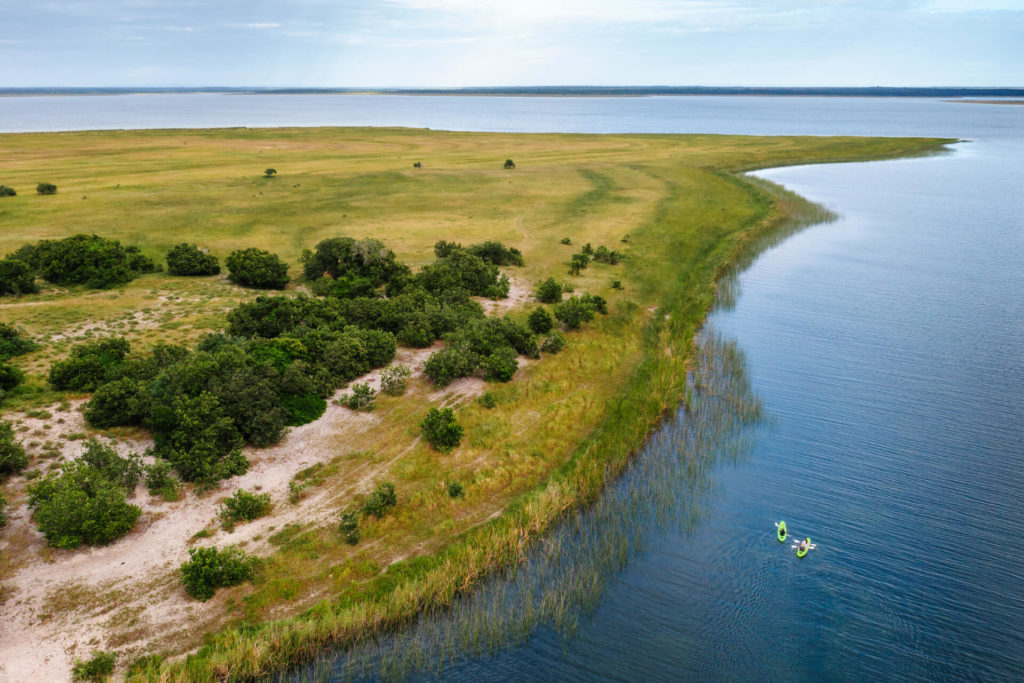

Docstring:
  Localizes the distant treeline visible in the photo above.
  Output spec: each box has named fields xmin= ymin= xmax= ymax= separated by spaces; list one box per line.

xmin=4 ymin=86 xmax=1024 ymax=98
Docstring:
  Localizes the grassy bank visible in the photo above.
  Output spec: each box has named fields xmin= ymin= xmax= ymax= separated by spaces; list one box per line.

xmin=0 ymin=128 xmax=952 ymax=680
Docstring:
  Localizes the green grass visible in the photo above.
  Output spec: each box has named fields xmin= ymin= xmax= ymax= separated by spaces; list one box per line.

xmin=0 ymin=127 xmax=952 ymax=680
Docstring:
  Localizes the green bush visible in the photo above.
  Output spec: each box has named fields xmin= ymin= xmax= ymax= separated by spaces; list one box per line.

xmin=380 ymin=364 xmax=411 ymax=396
xmin=27 ymin=234 xmax=155 ymax=288
xmin=540 ymin=330 xmax=566 ymax=354
xmin=36 ymin=182 xmax=57 ymax=195
xmin=466 ymin=240 xmax=524 ymax=267
xmin=535 ymin=277 xmax=562 ymax=303
xmin=0 ymin=363 xmax=24 ymax=392
xmin=423 ymin=343 xmax=479 ymax=387
xmin=27 ymin=459 xmax=142 ymax=549
xmin=361 ymin=481 xmax=397 ymax=518
xmin=79 ymin=439 xmax=142 ymax=491
xmin=281 ymin=392 xmax=327 ymax=426
xmin=302 ymin=236 xmax=407 ymax=288
xmin=85 ymin=378 xmax=148 ymax=428
xmin=504 ymin=159 xmax=515 ymax=169
xmin=180 ymin=545 xmax=257 ymax=601
xmin=447 ymin=481 xmax=464 ymax=498
xmin=71 ymin=650 xmax=116 ymax=682
xmin=592 ymin=245 xmax=622 ymax=265
xmin=0 ymin=421 xmax=28 ymax=479
xmin=484 ymin=346 xmax=518 ymax=382
xmin=264 ymin=168 xmax=277 ymax=177
xmin=0 ymin=185 xmax=15 ymax=197
xmin=166 ymin=243 xmax=220 ymax=276
xmin=612 ymin=279 xmax=623 ymax=290
xmin=49 ymin=337 xmax=130 ymax=391
xmin=0 ymin=258 xmax=37 ymax=295
xmin=156 ymin=392 xmax=247 ymax=485
xmin=226 ymin=248 xmax=290 ymax=289
xmin=569 ymin=252 xmax=590 ymax=275
xmin=415 ymin=250 xmax=505 ymax=298
xmin=560 ymin=237 xmax=571 ymax=245
xmin=527 ymin=307 xmax=553 ymax=334
xmin=554 ymin=295 xmax=599 ymax=330
xmin=144 ymin=460 xmax=180 ymax=499
xmin=342 ymin=383 xmax=376 ymax=411
xmin=420 ymin=407 xmax=463 ymax=453
xmin=339 ymin=510 xmax=360 ymax=544
xmin=478 ymin=392 xmax=497 ymax=409
xmin=220 ymin=489 xmax=271 ymax=527
xmin=0 ymin=322 xmax=38 ymax=360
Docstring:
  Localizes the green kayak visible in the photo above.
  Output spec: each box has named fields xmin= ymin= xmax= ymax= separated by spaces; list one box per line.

xmin=777 ymin=521 xmax=787 ymax=542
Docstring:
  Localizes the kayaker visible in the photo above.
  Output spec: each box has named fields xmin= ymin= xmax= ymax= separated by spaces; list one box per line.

xmin=798 ymin=538 xmax=809 ymax=553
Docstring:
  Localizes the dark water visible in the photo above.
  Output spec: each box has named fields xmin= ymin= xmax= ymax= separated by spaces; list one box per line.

xmin=5 ymin=93 xmax=1018 ymax=680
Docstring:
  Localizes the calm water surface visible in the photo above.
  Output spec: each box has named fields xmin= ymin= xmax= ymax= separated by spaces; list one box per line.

xmin=3 ymin=95 xmax=1020 ymax=680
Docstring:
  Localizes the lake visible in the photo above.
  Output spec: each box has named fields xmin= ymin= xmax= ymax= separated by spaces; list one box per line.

xmin=3 ymin=94 xmax=1020 ymax=680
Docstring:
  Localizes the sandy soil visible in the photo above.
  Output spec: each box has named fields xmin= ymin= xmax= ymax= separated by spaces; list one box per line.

xmin=0 ymin=344 xmax=480 ymax=681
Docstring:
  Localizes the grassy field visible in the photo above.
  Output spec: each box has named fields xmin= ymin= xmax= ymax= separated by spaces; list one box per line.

xmin=0 ymin=127 xmax=951 ymax=679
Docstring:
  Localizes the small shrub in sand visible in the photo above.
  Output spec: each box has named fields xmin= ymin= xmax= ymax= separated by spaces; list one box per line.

xmin=180 ymin=545 xmax=257 ymax=601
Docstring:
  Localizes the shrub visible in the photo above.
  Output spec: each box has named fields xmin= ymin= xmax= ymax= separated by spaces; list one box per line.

xmin=302 ymin=236 xmax=407 ymax=287
xmin=36 ymin=182 xmax=57 ymax=195
xmin=361 ymin=481 xmax=397 ymax=518
xmin=281 ymin=392 xmax=327 ymax=426
xmin=540 ymin=330 xmax=566 ymax=354
xmin=226 ymin=248 xmax=290 ymax=289
xmin=560 ymin=237 xmax=571 ymax=245
xmin=466 ymin=241 xmax=524 ymax=267
xmin=535 ymin=277 xmax=562 ymax=303
xmin=220 ymin=489 xmax=271 ymax=527
xmin=380 ymin=364 xmax=412 ymax=396
xmin=339 ymin=510 xmax=360 ymax=544
xmin=447 ymin=481 xmax=464 ymax=498
xmin=421 ymin=407 xmax=462 ymax=453
xmin=71 ymin=650 xmax=116 ymax=682
xmin=504 ymin=159 xmax=515 ymax=169
xmin=264 ymin=168 xmax=277 ymax=177
xmin=341 ymin=383 xmax=376 ymax=411
xmin=180 ymin=545 xmax=257 ymax=601
xmin=0 ymin=363 xmax=23 ymax=392
xmin=0 ymin=258 xmax=37 ymax=295
xmin=0 ymin=185 xmax=15 ymax=198
xmin=424 ymin=343 xmax=479 ymax=387
xmin=569 ymin=253 xmax=590 ymax=275
xmin=144 ymin=460 xmax=180 ymax=500
xmin=593 ymin=245 xmax=622 ymax=265
xmin=528 ymin=307 xmax=553 ymax=334
xmin=554 ymin=295 xmax=599 ymax=330
xmin=27 ymin=459 xmax=142 ymax=549
xmin=156 ymin=392 xmax=247 ymax=485
xmin=79 ymin=439 xmax=142 ymax=491
xmin=0 ymin=323 xmax=38 ymax=360
xmin=49 ymin=337 xmax=130 ymax=391
xmin=612 ymin=279 xmax=623 ymax=290
xmin=166 ymin=243 xmax=220 ymax=276
xmin=478 ymin=392 xmax=497 ymax=409
xmin=484 ymin=346 xmax=518 ymax=382
xmin=29 ymin=234 xmax=154 ymax=288
xmin=416 ymin=250 xmax=505 ymax=297
xmin=0 ymin=421 xmax=28 ymax=479
xmin=85 ymin=378 xmax=148 ymax=428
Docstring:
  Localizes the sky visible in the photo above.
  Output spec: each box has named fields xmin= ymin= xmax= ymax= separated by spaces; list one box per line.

xmin=1 ymin=0 xmax=1022 ymax=87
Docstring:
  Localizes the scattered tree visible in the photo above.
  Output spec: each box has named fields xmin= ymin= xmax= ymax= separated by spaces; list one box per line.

xmin=226 ymin=247 xmax=290 ymax=289
xmin=421 ymin=407 xmax=463 ymax=453
xmin=49 ymin=337 xmax=130 ymax=392
xmin=0 ymin=258 xmax=37 ymax=295
xmin=341 ymin=382 xmax=376 ymax=411
xmin=361 ymin=481 xmax=397 ymax=518
xmin=36 ymin=182 xmax=57 ymax=195
xmin=0 ymin=363 xmax=24 ymax=392
xmin=0 ymin=421 xmax=28 ymax=479
xmin=0 ymin=185 xmax=15 ymax=198
xmin=339 ymin=510 xmax=360 ymax=544
xmin=528 ymin=307 xmax=554 ymax=334
xmin=484 ymin=346 xmax=518 ymax=382
xmin=264 ymin=168 xmax=277 ymax=177
xmin=180 ymin=545 xmax=257 ymax=601
xmin=20 ymin=234 xmax=155 ymax=289
xmin=560 ymin=237 xmax=571 ymax=245
xmin=0 ymin=323 xmax=38 ymax=360
xmin=541 ymin=330 xmax=566 ymax=354
xmin=535 ymin=277 xmax=562 ymax=303
xmin=504 ymin=159 xmax=516 ymax=169
xmin=166 ymin=243 xmax=220 ymax=276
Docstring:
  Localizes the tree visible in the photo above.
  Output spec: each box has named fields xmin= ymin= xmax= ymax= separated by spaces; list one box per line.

xmin=0 ymin=420 xmax=28 ymax=479
xmin=420 ymin=407 xmax=463 ymax=453
xmin=0 ymin=258 xmax=37 ymax=295
xmin=361 ymin=481 xmax=397 ymax=518
xmin=85 ymin=378 xmax=148 ymax=428
xmin=302 ymin=236 xmax=407 ymax=287
xmin=226 ymin=248 xmax=290 ymax=289
xmin=504 ymin=159 xmax=516 ymax=169
xmin=156 ymin=391 xmax=247 ymax=484
xmin=484 ymin=346 xmax=518 ymax=382
xmin=553 ymin=295 xmax=597 ymax=330
xmin=180 ymin=545 xmax=257 ymax=601
xmin=264 ymin=168 xmax=277 ymax=177
xmin=0 ymin=185 xmax=15 ymax=198
xmin=27 ymin=459 xmax=142 ymax=549
xmin=0 ymin=322 xmax=38 ymax=360
xmin=535 ymin=277 xmax=562 ymax=303
xmin=49 ymin=337 xmax=130 ymax=392
xmin=0 ymin=363 xmax=24 ymax=392
xmin=27 ymin=234 xmax=154 ymax=288
xmin=166 ymin=243 xmax=220 ymax=276
xmin=528 ymin=306 xmax=554 ymax=334
xmin=36 ymin=182 xmax=57 ymax=195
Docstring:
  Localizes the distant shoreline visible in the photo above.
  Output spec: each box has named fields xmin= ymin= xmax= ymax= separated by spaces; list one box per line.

xmin=3 ymin=86 xmax=1024 ymax=99
xmin=946 ymin=99 xmax=1024 ymax=105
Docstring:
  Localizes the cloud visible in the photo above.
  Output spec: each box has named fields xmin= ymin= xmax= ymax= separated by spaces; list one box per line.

xmin=243 ymin=22 xmax=281 ymax=29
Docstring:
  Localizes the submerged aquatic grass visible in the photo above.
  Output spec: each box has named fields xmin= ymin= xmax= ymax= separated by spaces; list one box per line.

xmin=286 ymin=331 xmax=763 ymax=681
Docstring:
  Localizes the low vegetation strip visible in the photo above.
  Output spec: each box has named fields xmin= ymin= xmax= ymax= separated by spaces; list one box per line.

xmin=0 ymin=127 xmax=950 ymax=680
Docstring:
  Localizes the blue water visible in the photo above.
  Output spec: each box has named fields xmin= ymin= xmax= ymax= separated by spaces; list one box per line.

xmin=5 ymin=94 xmax=1019 ymax=680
